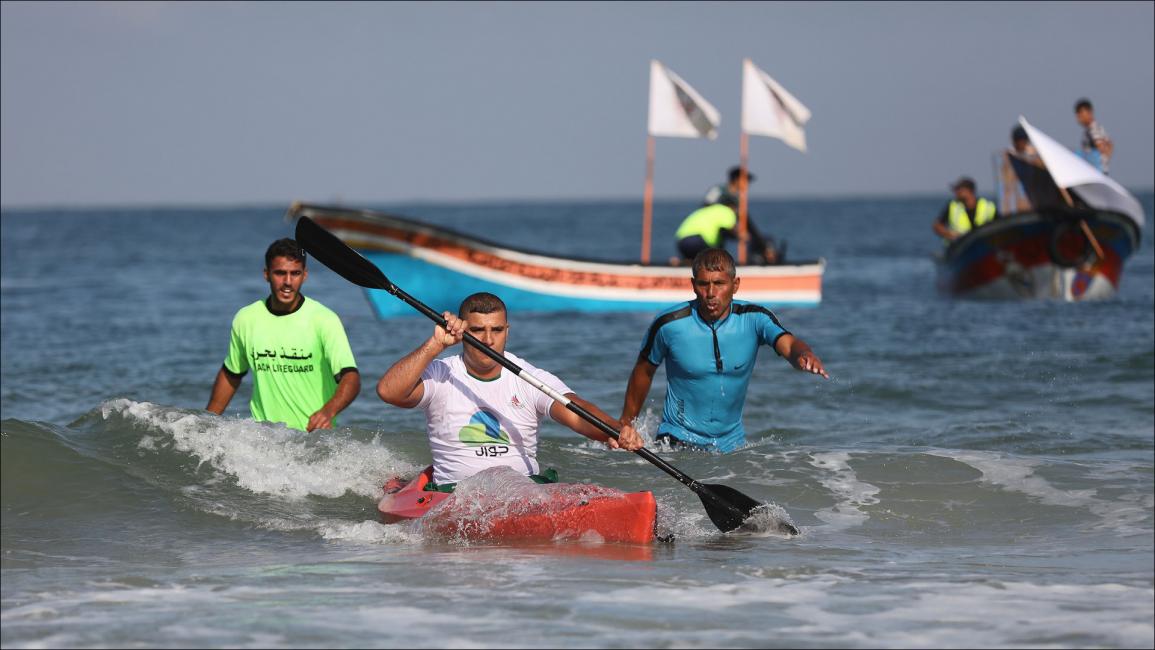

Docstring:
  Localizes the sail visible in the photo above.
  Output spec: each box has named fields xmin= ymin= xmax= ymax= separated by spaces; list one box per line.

xmin=1018 ymin=116 xmax=1145 ymax=228
xmin=741 ymin=59 xmax=811 ymax=152
xmin=647 ymin=60 xmax=721 ymax=139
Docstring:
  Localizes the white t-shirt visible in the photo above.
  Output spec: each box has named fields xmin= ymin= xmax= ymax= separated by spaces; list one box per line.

xmin=416 ymin=352 xmax=572 ymax=484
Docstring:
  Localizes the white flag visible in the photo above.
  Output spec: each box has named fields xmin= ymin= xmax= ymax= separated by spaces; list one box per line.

xmin=741 ymin=59 xmax=811 ymax=152
xmin=647 ymin=60 xmax=721 ymax=139
xmin=1018 ymin=116 xmax=1145 ymax=228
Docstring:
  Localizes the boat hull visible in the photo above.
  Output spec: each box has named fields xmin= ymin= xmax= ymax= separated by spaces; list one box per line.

xmin=287 ymin=203 xmax=824 ymax=317
xmin=935 ymin=209 xmax=1140 ymax=301
xmin=378 ymin=467 xmax=658 ymax=545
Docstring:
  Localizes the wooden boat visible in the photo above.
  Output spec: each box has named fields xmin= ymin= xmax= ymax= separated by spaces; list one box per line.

xmin=285 ymin=202 xmax=824 ymax=318
xmin=936 ymin=117 xmax=1145 ymax=301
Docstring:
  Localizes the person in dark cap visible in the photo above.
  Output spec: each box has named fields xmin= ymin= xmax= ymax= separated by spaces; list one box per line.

xmin=675 ymin=166 xmax=781 ymax=265
xmin=703 ymin=165 xmax=755 ymax=208
xmin=933 ymin=177 xmax=998 ymax=242
xmin=1000 ymin=126 xmax=1043 ymax=213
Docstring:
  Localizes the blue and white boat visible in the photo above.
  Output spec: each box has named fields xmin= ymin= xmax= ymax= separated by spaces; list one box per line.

xmin=286 ymin=203 xmax=825 ymax=318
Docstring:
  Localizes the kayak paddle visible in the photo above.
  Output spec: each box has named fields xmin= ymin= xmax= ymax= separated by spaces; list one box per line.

xmin=294 ymin=215 xmax=798 ymax=536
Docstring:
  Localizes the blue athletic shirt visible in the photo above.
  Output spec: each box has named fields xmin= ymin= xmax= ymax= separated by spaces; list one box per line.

xmin=639 ymin=299 xmax=789 ymax=452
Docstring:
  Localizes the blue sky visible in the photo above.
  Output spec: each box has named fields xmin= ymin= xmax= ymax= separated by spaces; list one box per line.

xmin=2 ymin=1 xmax=1152 ymax=208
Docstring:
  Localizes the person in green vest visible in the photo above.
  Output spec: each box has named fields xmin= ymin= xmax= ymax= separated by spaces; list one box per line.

xmin=933 ymin=176 xmax=998 ymax=242
xmin=206 ymin=238 xmax=361 ymax=431
xmin=675 ymin=166 xmax=779 ymax=264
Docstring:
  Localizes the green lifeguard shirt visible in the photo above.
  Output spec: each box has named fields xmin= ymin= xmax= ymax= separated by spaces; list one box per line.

xmin=675 ymin=203 xmax=738 ymax=247
xmin=223 ymin=295 xmax=357 ymax=431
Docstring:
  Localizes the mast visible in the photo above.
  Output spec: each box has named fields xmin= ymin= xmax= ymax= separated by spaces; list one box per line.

xmin=641 ymin=135 xmax=655 ymax=264
xmin=737 ymin=131 xmax=750 ymax=265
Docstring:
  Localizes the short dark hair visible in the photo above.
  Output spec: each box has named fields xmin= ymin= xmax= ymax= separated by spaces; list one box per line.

xmin=691 ymin=248 xmax=736 ymax=279
xmin=1011 ymin=126 xmax=1029 ymax=142
xmin=951 ymin=176 xmax=976 ymax=192
xmin=265 ymin=238 xmax=306 ymax=268
xmin=728 ymin=166 xmax=755 ymax=183
xmin=1074 ymin=98 xmax=1093 ymax=112
xmin=459 ymin=292 xmax=507 ymax=318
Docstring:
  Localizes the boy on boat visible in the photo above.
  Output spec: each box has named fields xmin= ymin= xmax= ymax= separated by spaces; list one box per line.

xmin=376 ymin=292 xmax=643 ymax=489
xmin=620 ymin=248 xmax=827 ymax=453
xmin=206 ymin=238 xmax=361 ymax=431
xmin=1074 ymin=98 xmax=1113 ymax=174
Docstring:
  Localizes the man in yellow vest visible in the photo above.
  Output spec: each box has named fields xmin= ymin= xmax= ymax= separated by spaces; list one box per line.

xmin=675 ymin=167 xmax=779 ymax=264
xmin=933 ymin=176 xmax=998 ymax=242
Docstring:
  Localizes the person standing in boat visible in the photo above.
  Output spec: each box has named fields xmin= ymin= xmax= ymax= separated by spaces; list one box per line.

xmin=206 ymin=238 xmax=361 ymax=431
xmin=1074 ymin=98 xmax=1113 ymax=174
xmin=1000 ymin=126 xmax=1043 ymax=213
xmin=376 ymin=292 xmax=644 ymax=489
xmin=675 ymin=166 xmax=780 ymax=265
xmin=619 ymin=248 xmax=828 ymax=453
xmin=933 ymin=177 xmax=998 ymax=242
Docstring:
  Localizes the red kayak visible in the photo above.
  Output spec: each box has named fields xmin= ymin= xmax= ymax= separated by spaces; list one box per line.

xmin=378 ymin=466 xmax=657 ymax=544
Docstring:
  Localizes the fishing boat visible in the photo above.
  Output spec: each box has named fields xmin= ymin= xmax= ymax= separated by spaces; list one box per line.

xmin=286 ymin=202 xmax=824 ymax=317
xmin=378 ymin=466 xmax=658 ymax=544
xmin=936 ymin=117 xmax=1145 ymax=301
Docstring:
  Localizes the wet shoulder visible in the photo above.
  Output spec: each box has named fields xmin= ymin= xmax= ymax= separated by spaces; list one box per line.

xmin=730 ymin=300 xmax=786 ymax=329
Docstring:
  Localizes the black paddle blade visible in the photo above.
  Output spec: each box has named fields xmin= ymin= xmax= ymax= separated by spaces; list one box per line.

xmin=294 ymin=216 xmax=392 ymax=291
xmin=698 ymin=483 xmax=799 ymax=536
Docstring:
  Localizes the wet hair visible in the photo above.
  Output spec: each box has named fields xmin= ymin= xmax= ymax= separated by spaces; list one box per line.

xmin=458 ymin=292 xmax=507 ymax=318
xmin=691 ymin=248 xmax=737 ymax=280
xmin=265 ymin=238 xmax=306 ymax=268
xmin=1074 ymin=98 xmax=1093 ymax=113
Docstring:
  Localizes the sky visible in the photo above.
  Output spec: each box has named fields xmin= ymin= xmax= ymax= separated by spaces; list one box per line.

xmin=2 ymin=1 xmax=1153 ymax=208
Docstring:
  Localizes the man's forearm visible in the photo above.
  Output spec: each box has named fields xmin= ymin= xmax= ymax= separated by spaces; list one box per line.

xmin=621 ymin=362 xmax=656 ymax=424
xmin=324 ymin=370 xmax=361 ymax=417
xmin=377 ymin=338 xmax=442 ymax=404
xmin=206 ymin=367 xmax=241 ymax=414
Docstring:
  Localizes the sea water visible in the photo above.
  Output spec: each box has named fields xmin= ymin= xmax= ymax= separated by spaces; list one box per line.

xmin=2 ymin=196 xmax=1152 ymax=648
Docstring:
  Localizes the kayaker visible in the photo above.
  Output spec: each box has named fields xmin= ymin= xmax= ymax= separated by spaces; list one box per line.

xmin=376 ymin=292 xmax=644 ymax=488
xmin=933 ymin=176 xmax=998 ymax=242
xmin=206 ymin=238 xmax=361 ymax=432
xmin=619 ymin=248 xmax=828 ymax=453
xmin=676 ymin=166 xmax=780 ymax=265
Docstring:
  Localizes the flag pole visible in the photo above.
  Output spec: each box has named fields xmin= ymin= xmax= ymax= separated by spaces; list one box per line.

xmin=737 ymin=131 xmax=750 ymax=265
xmin=641 ymin=134 xmax=655 ymax=264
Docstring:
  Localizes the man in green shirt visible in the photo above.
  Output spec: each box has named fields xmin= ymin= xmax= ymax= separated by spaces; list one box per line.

xmin=206 ymin=238 xmax=360 ymax=431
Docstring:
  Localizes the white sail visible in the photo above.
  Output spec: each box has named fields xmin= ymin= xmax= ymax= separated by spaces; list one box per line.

xmin=741 ymin=59 xmax=811 ymax=152
xmin=1018 ymin=116 xmax=1145 ymax=229
xmin=647 ymin=60 xmax=721 ymax=139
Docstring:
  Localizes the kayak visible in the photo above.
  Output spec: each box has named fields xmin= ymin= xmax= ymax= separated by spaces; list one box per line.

xmin=378 ymin=466 xmax=657 ymax=544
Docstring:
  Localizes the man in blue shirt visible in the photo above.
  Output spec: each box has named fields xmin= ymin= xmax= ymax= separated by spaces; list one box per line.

xmin=620 ymin=248 xmax=827 ymax=452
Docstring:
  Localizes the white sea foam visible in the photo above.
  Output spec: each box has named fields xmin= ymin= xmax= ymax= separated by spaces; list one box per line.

xmin=574 ymin=575 xmax=1155 ymax=648
xmin=3 ymin=532 xmax=1151 ymax=649
xmin=808 ymin=451 xmax=880 ymax=529
xmin=101 ymin=398 xmax=415 ymax=500
xmin=929 ymin=449 xmax=1153 ymax=535
xmin=318 ymin=519 xmax=420 ymax=544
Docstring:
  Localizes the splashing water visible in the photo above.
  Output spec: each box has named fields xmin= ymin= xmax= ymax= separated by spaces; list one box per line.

xmin=737 ymin=502 xmax=800 ymax=537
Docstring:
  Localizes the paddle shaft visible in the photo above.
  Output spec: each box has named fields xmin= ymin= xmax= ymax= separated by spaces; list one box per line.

xmin=1057 ymin=186 xmax=1107 ymax=262
xmin=383 ymin=280 xmax=712 ymax=494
